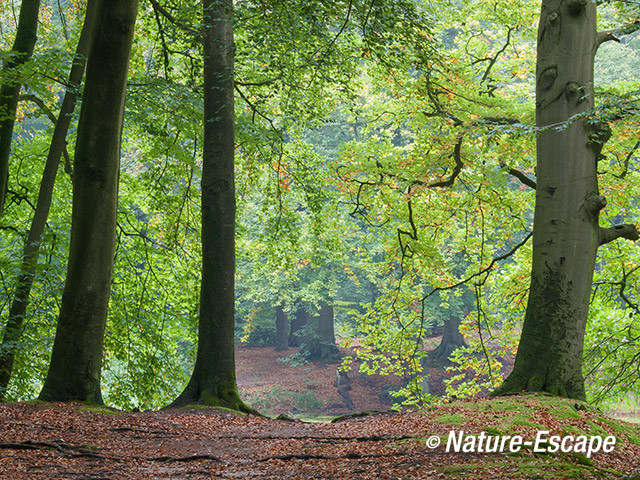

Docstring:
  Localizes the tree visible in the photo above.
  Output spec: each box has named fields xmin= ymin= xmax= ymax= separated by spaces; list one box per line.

xmin=306 ymin=302 xmax=340 ymax=362
xmin=169 ymin=0 xmax=249 ymax=411
xmin=493 ymin=0 xmax=639 ymax=399
xmin=0 ymin=0 xmax=41 ymax=216
xmin=430 ymin=315 xmax=468 ymax=364
xmin=0 ymin=0 xmax=98 ymax=401
xmin=274 ymin=303 xmax=288 ymax=352
xmin=39 ymin=0 xmax=139 ymax=403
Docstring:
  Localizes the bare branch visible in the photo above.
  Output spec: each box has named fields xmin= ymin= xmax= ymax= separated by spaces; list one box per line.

xmin=599 ymin=224 xmax=639 ymax=246
xmin=500 ymin=163 xmax=537 ymax=189
xmin=422 ymin=231 xmax=533 ymax=301
xmin=596 ymin=20 xmax=640 ymax=52
xmin=148 ymin=0 xmax=199 ymax=36
xmin=429 ymin=136 xmax=463 ymax=188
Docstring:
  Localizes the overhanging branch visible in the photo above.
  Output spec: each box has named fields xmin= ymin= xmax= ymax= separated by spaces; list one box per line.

xmin=596 ymin=20 xmax=640 ymax=52
xmin=599 ymin=224 xmax=639 ymax=246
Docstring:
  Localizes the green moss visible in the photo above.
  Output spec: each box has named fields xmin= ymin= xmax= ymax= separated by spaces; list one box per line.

xmin=434 ymin=413 xmax=464 ymax=426
xmin=75 ymin=404 xmax=125 ymax=416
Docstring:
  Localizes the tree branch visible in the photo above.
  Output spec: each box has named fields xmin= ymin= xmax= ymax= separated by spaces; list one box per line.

xmin=148 ymin=0 xmax=199 ymax=36
xmin=596 ymin=20 xmax=640 ymax=52
xmin=428 ymin=136 xmax=463 ymax=188
xmin=500 ymin=163 xmax=537 ymax=189
xmin=19 ymin=94 xmax=73 ymax=175
xmin=599 ymin=224 xmax=639 ymax=246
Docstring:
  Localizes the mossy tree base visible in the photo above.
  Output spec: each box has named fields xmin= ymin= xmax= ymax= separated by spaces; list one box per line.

xmin=168 ymin=372 xmax=255 ymax=414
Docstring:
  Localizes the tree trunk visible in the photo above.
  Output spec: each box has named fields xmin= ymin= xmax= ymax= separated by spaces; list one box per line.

xmin=288 ymin=307 xmax=308 ymax=347
xmin=169 ymin=0 xmax=249 ymax=411
xmin=0 ymin=1 xmax=98 ymax=401
xmin=274 ymin=303 xmax=288 ymax=352
xmin=38 ymin=0 xmax=138 ymax=404
xmin=429 ymin=316 xmax=467 ymax=364
xmin=307 ymin=302 xmax=339 ymax=361
xmin=0 ymin=0 xmax=41 ymax=216
xmin=493 ymin=0 xmax=637 ymax=400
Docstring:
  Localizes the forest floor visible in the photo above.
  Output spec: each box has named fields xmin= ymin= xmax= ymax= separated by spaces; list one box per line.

xmin=234 ymin=343 xmax=507 ymax=418
xmin=1 ymin=395 xmax=639 ymax=479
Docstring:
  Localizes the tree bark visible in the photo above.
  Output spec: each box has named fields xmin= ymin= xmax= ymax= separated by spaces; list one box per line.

xmin=274 ymin=303 xmax=288 ymax=352
xmin=429 ymin=316 xmax=467 ymax=364
xmin=307 ymin=302 xmax=339 ymax=361
xmin=38 ymin=0 xmax=138 ymax=404
xmin=0 ymin=0 xmax=98 ymax=401
xmin=493 ymin=0 xmax=637 ymax=400
xmin=0 ymin=0 xmax=41 ymax=216
xmin=169 ymin=0 xmax=249 ymax=411
xmin=288 ymin=307 xmax=308 ymax=347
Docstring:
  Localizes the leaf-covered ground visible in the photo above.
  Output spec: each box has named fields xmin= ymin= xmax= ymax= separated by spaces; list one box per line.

xmin=1 ymin=395 xmax=639 ymax=479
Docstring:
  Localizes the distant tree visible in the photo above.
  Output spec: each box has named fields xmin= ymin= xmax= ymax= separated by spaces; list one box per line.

xmin=39 ymin=0 xmax=138 ymax=403
xmin=0 ymin=0 xmax=41 ymax=215
xmin=288 ymin=306 xmax=308 ymax=348
xmin=493 ymin=0 xmax=639 ymax=399
xmin=430 ymin=316 xmax=467 ymax=364
xmin=306 ymin=302 xmax=340 ymax=362
xmin=0 ymin=0 xmax=98 ymax=401
xmin=169 ymin=0 xmax=249 ymax=411
xmin=274 ymin=304 xmax=288 ymax=352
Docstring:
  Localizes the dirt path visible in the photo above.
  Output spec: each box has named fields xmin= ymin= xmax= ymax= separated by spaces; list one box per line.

xmin=1 ymin=398 xmax=639 ymax=479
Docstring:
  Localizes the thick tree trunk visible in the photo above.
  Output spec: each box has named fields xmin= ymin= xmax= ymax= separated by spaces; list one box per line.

xmin=274 ymin=303 xmax=288 ymax=352
xmin=38 ymin=0 xmax=138 ymax=404
xmin=493 ymin=0 xmax=637 ymax=400
xmin=0 ymin=1 xmax=98 ymax=401
xmin=288 ymin=307 xmax=308 ymax=347
xmin=169 ymin=0 xmax=249 ymax=411
xmin=430 ymin=316 xmax=467 ymax=364
xmin=0 ymin=0 xmax=41 ymax=216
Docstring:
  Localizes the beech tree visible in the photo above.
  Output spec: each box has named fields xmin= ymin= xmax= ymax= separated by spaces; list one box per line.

xmin=169 ymin=0 xmax=249 ymax=410
xmin=0 ymin=0 xmax=41 ymax=216
xmin=39 ymin=0 xmax=138 ymax=403
xmin=493 ymin=0 xmax=639 ymax=399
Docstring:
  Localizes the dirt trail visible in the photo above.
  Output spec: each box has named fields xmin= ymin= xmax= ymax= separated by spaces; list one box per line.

xmin=1 ymin=397 xmax=639 ymax=479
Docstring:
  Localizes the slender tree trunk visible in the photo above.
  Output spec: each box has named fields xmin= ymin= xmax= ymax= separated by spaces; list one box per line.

xmin=429 ymin=316 xmax=467 ymax=364
xmin=274 ymin=303 xmax=288 ymax=352
xmin=493 ymin=0 xmax=637 ymax=400
xmin=38 ymin=0 xmax=138 ymax=404
xmin=0 ymin=1 xmax=98 ymax=401
xmin=169 ymin=0 xmax=249 ymax=411
xmin=0 ymin=0 xmax=41 ymax=216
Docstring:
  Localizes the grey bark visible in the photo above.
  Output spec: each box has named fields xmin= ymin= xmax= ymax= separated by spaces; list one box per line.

xmin=493 ymin=0 xmax=638 ymax=400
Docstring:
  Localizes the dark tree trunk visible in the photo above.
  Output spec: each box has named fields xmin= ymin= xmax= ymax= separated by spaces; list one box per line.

xmin=429 ymin=316 xmax=467 ymax=364
xmin=493 ymin=0 xmax=638 ymax=400
xmin=0 ymin=0 xmax=41 ymax=216
xmin=274 ymin=303 xmax=288 ymax=352
xmin=288 ymin=307 xmax=308 ymax=347
xmin=0 ymin=1 xmax=98 ymax=401
xmin=38 ymin=0 xmax=138 ymax=404
xmin=169 ymin=0 xmax=249 ymax=411
xmin=307 ymin=303 xmax=339 ymax=361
